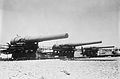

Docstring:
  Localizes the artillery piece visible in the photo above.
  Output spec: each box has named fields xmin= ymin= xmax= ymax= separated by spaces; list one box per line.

xmin=4 ymin=33 xmax=68 ymax=60
xmin=82 ymin=46 xmax=115 ymax=57
xmin=52 ymin=41 xmax=102 ymax=58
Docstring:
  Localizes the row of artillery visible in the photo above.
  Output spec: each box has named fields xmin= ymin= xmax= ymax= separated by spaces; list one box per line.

xmin=0 ymin=33 xmax=118 ymax=60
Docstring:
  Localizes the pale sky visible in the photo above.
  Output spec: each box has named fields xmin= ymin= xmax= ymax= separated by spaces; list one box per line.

xmin=0 ymin=0 xmax=120 ymax=47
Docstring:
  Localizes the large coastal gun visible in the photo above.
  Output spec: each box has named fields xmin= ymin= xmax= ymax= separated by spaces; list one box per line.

xmin=52 ymin=41 xmax=102 ymax=58
xmin=5 ymin=33 xmax=68 ymax=60
xmin=82 ymin=46 xmax=115 ymax=57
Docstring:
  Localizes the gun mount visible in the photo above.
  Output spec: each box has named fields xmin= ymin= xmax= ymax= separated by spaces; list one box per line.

xmin=52 ymin=41 xmax=102 ymax=58
xmin=5 ymin=33 xmax=68 ymax=60
xmin=82 ymin=46 xmax=115 ymax=57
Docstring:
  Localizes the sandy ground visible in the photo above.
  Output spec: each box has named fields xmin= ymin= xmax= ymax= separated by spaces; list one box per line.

xmin=0 ymin=58 xmax=120 ymax=79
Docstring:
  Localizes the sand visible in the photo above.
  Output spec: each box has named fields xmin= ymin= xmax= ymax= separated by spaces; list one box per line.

xmin=0 ymin=58 xmax=120 ymax=79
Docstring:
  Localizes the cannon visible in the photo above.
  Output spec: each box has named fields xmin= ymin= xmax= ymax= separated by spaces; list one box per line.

xmin=82 ymin=46 xmax=115 ymax=57
xmin=5 ymin=33 xmax=68 ymax=60
xmin=52 ymin=41 xmax=102 ymax=58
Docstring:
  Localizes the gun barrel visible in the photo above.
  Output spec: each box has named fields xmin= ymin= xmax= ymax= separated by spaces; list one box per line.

xmin=10 ymin=33 xmax=68 ymax=44
xmin=84 ymin=46 xmax=115 ymax=49
xmin=97 ymin=46 xmax=115 ymax=48
xmin=65 ymin=41 xmax=102 ymax=46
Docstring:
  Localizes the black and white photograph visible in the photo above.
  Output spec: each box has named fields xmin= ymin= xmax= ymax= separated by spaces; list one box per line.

xmin=0 ymin=0 xmax=120 ymax=79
